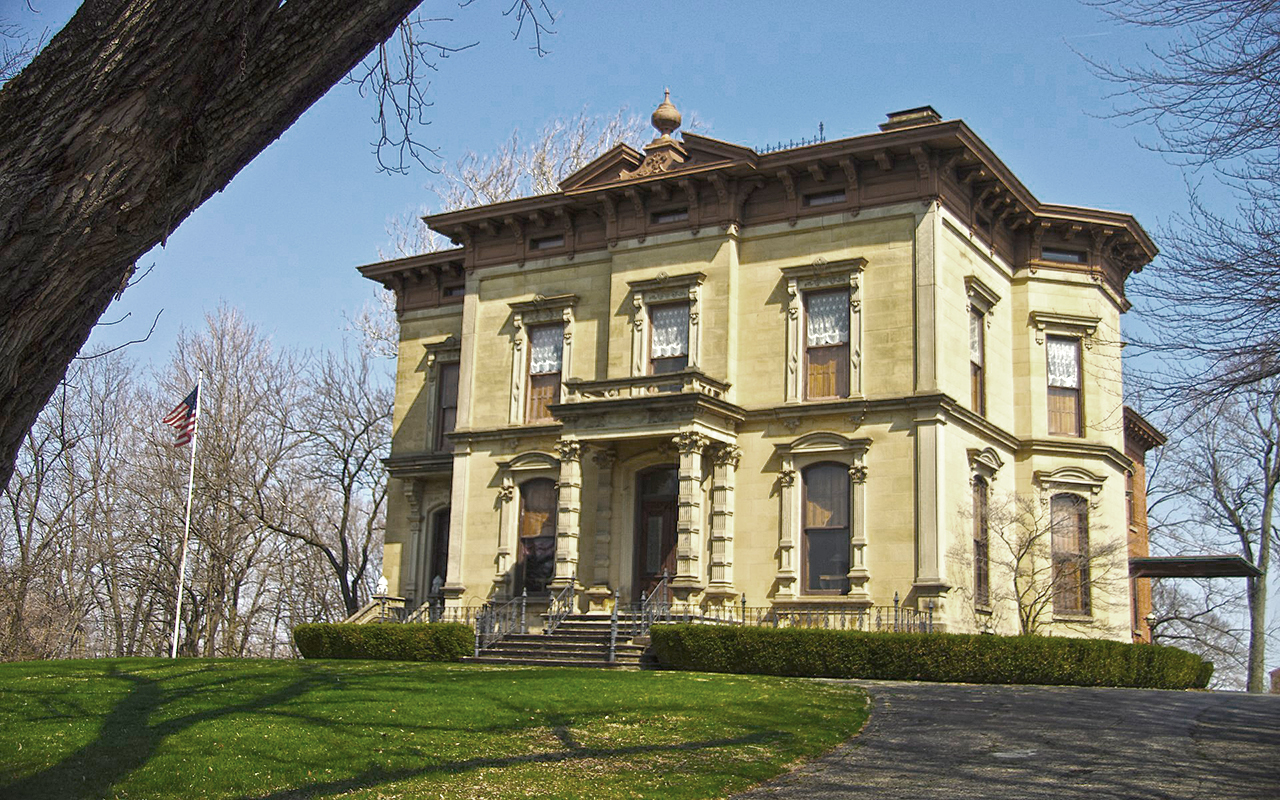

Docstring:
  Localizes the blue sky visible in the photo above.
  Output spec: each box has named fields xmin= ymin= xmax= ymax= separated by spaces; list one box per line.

xmin=11 ymin=0 xmax=1186 ymax=364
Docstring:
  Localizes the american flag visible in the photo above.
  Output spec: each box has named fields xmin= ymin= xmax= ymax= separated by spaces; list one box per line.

xmin=161 ymin=387 xmax=199 ymax=447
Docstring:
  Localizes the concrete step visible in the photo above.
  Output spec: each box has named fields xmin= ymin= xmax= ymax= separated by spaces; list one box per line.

xmin=463 ymin=656 xmax=640 ymax=669
xmin=488 ymin=640 xmax=645 ymax=654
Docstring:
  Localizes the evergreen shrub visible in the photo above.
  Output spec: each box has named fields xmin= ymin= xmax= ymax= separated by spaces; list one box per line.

xmin=649 ymin=624 xmax=1211 ymax=689
xmin=293 ymin=623 xmax=472 ymax=662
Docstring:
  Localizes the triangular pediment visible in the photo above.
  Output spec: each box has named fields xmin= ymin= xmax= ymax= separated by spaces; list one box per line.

xmin=559 ymin=143 xmax=645 ymax=191
xmin=560 ymin=133 xmax=758 ymax=193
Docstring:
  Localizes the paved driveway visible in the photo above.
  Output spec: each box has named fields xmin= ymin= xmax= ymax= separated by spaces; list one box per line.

xmin=733 ymin=681 xmax=1280 ymax=800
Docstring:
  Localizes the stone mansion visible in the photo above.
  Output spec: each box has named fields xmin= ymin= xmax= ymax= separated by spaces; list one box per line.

xmin=358 ymin=96 xmax=1160 ymax=640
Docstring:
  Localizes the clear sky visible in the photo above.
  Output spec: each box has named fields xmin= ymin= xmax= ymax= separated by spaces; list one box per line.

xmin=10 ymin=0 xmax=1186 ymax=365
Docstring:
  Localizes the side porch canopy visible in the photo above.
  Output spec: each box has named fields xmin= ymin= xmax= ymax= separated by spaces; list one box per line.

xmin=1129 ymin=555 xmax=1261 ymax=579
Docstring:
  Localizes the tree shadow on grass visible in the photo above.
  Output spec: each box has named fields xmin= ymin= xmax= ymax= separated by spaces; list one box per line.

xmin=1 ymin=663 xmax=340 ymax=800
xmin=239 ymin=728 xmax=790 ymax=800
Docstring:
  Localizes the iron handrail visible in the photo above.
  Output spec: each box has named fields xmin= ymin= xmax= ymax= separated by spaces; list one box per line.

xmin=474 ymin=591 xmax=528 ymax=655
xmin=608 ymin=590 xmax=620 ymax=662
xmin=631 ymin=571 xmax=672 ymax=639
xmin=543 ymin=576 xmax=577 ymax=635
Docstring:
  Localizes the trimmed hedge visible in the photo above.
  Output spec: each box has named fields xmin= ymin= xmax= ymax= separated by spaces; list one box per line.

xmin=293 ymin=623 xmax=472 ymax=662
xmin=650 ymin=624 xmax=1212 ymax=689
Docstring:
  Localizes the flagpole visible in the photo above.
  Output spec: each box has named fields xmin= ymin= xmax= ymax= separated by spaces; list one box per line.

xmin=170 ymin=369 xmax=202 ymax=659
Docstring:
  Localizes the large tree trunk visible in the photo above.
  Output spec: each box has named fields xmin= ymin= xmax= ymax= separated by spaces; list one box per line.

xmin=0 ymin=0 xmax=422 ymax=491
xmin=1245 ymin=575 xmax=1267 ymax=692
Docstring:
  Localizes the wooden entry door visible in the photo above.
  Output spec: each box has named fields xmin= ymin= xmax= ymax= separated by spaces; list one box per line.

xmin=635 ymin=466 xmax=678 ymax=601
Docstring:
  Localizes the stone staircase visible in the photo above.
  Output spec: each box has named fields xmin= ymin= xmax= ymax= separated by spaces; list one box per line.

xmin=465 ymin=613 xmax=651 ymax=669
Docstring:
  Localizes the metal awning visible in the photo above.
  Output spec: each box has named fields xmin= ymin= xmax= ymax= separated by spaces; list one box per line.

xmin=1129 ymin=555 xmax=1262 ymax=579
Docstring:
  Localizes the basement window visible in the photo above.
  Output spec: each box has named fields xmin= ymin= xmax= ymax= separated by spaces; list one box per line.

xmin=804 ymin=190 xmax=846 ymax=207
xmin=530 ymin=235 xmax=565 ymax=251
xmin=651 ymin=208 xmax=689 ymax=225
xmin=1041 ymin=247 xmax=1087 ymax=264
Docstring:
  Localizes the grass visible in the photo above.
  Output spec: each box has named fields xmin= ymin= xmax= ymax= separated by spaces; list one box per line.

xmin=0 ymin=658 xmax=869 ymax=799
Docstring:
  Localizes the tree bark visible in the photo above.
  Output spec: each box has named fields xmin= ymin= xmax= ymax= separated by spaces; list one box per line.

xmin=0 ymin=0 xmax=423 ymax=491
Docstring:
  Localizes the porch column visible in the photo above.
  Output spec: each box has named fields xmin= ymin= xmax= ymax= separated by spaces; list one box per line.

xmin=673 ymin=431 xmax=710 ymax=603
xmin=706 ymin=444 xmax=740 ymax=606
xmin=552 ymin=438 xmax=583 ymax=589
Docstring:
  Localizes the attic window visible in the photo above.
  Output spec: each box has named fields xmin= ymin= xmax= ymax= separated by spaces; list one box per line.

xmin=1041 ymin=247 xmax=1087 ymax=264
xmin=443 ymin=284 xmax=466 ymax=298
xmin=652 ymin=208 xmax=689 ymax=224
xmin=530 ymin=235 xmax=565 ymax=251
xmin=804 ymin=190 xmax=846 ymax=207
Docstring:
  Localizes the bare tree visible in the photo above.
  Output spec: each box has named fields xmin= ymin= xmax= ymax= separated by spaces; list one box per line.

xmin=1148 ymin=578 xmax=1248 ymax=689
xmin=1144 ymin=376 xmax=1279 ymax=691
xmin=246 ymin=346 xmax=392 ymax=617
xmin=381 ymin=107 xmax=651 ymax=258
xmin=1 ymin=18 xmax=44 ymax=85
xmin=1086 ymin=1 xmax=1280 ymax=399
xmin=953 ymin=491 xmax=1128 ymax=637
xmin=0 ymin=0 xmax=554 ymax=494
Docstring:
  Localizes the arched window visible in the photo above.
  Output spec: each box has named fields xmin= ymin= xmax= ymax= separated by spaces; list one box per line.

xmin=517 ymin=479 xmax=557 ymax=594
xmin=973 ymin=477 xmax=990 ymax=607
xmin=802 ymin=462 xmax=851 ymax=594
xmin=1051 ymin=493 xmax=1090 ymax=615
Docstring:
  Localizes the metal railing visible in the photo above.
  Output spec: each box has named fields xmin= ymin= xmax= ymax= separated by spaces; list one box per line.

xmin=630 ymin=571 xmax=672 ymax=639
xmin=474 ymin=592 xmax=528 ymax=655
xmin=693 ymin=593 xmax=933 ymax=633
xmin=403 ymin=596 xmax=444 ymax=623
xmin=543 ymin=577 xmax=576 ymax=635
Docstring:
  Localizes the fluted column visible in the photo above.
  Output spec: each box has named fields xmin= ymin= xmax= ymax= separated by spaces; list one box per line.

xmin=552 ymin=438 xmax=582 ymax=589
xmin=672 ymin=431 xmax=709 ymax=603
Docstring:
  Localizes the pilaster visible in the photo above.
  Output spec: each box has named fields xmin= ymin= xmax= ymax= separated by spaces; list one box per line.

xmin=913 ymin=411 xmax=949 ymax=591
xmin=848 ymin=465 xmax=871 ymax=603
xmin=777 ymin=463 xmax=798 ymax=600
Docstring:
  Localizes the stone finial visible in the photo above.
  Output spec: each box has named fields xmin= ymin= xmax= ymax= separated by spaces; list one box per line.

xmin=651 ymin=89 xmax=682 ymax=139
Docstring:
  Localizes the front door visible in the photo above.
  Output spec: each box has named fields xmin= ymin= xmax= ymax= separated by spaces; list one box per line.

xmin=635 ymin=466 xmax=678 ymax=601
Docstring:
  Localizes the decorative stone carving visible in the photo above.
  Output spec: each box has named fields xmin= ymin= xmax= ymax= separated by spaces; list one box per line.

xmin=673 ymin=431 xmax=710 ymax=455
xmin=555 ymin=439 xmax=582 ymax=463
xmin=713 ymin=444 xmax=742 ymax=468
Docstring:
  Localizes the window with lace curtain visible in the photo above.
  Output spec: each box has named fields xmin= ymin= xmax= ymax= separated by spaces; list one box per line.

xmin=806 ymin=289 xmax=850 ymax=399
xmin=1047 ymin=336 xmax=1081 ymax=436
xmin=649 ymin=302 xmax=689 ymax=374
xmin=526 ymin=324 xmax=563 ymax=422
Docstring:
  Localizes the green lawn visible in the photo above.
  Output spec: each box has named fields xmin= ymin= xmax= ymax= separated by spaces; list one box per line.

xmin=0 ymin=659 xmax=869 ymax=799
